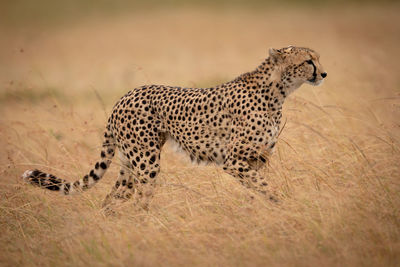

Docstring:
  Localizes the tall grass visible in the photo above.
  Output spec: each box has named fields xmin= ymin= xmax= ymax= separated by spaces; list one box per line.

xmin=1 ymin=5 xmax=399 ymax=267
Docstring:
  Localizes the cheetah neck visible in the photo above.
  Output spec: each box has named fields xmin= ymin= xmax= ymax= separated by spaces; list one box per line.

xmin=226 ymin=57 xmax=301 ymax=113
xmin=223 ymin=61 xmax=284 ymax=120
xmin=254 ymin=60 xmax=286 ymax=124
xmin=254 ymin=58 xmax=287 ymax=108
xmin=255 ymin=57 xmax=301 ymax=98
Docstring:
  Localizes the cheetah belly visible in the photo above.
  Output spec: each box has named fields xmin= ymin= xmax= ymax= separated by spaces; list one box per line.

xmin=165 ymin=133 xmax=228 ymax=165
xmin=165 ymin=126 xmax=230 ymax=165
xmin=160 ymin=117 xmax=231 ymax=165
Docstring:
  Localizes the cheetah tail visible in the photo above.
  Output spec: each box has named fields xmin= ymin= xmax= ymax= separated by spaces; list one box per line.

xmin=21 ymin=128 xmax=116 ymax=195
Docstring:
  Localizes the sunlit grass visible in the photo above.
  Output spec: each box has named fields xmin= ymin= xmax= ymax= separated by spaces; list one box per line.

xmin=1 ymin=5 xmax=399 ymax=267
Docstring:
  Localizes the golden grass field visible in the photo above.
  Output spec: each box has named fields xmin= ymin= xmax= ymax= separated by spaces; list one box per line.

xmin=1 ymin=2 xmax=400 ymax=266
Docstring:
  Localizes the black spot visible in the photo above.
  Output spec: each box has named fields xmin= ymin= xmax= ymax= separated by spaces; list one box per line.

xmin=83 ymin=175 xmax=89 ymax=187
xmin=100 ymin=162 xmax=107 ymax=169
xmin=149 ymin=155 xmax=156 ymax=164
xmin=63 ymin=183 xmax=71 ymax=194
xmin=46 ymin=177 xmax=61 ymax=191
xmin=149 ymin=171 xmax=157 ymax=178
xmin=90 ymin=170 xmax=100 ymax=181
xmin=32 ymin=169 xmax=41 ymax=177
xmin=73 ymin=180 xmax=80 ymax=188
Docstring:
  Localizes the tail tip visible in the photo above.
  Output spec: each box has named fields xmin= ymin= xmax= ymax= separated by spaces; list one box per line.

xmin=22 ymin=170 xmax=33 ymax=181
xmin=22 ymin=169 xmax=40 ymax=182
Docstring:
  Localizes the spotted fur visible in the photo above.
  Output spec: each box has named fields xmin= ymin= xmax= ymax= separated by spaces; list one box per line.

xmin=22 ymin=46 xmax=326 ymax=206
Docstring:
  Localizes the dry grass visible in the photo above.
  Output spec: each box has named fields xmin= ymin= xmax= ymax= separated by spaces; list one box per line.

xmin=1 ymin=4 xmax=400 ymax=267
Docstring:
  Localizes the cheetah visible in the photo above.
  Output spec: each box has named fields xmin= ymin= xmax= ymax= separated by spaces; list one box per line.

xmin=22 ymin=46 xmax=327 ymax=207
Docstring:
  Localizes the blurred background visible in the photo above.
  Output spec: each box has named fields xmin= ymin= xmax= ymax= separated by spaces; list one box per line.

xmin=1 ymin=1 xmax=399 ymax=266
xmin=1 ymin=0 xmax=399 ymax=103
xmin=1 ymin=0 xmax=399 ymax=135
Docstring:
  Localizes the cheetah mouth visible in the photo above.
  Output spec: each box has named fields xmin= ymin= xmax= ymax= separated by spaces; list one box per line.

xmin=307 ymin=76 xmax=323 ymax=86
xmin=308 ymin=76 xmax=317 ymax=83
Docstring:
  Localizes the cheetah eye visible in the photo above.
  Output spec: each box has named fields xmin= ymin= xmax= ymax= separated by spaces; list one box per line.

xmin=306 ymin=60 xmax=313 ymax=64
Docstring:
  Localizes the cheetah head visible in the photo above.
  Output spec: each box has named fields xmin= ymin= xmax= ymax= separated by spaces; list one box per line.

xmin=269 ymin=46 xmax=327 ymax=93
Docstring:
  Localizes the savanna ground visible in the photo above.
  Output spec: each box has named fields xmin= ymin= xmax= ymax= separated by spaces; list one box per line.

xmin=1 ymin=1 xmax=400 ymax=266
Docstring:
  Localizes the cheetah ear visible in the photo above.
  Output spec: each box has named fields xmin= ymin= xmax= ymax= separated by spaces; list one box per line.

xmin=269 ymin=48 xmax=283 ymax=62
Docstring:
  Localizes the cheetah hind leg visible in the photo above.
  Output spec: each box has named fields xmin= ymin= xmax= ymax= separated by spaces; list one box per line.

xmin=101 ymin=166 xmax=158 ymax=214
xmin=101 ymin=165 xmax=135 ymax=211
xmin=102 ymin=175 xmax=156 ymax=215
xmin=102 ymin=135 xmax=165 ymax=215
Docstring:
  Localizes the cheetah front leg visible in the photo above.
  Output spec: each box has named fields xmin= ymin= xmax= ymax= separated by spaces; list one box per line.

xmin=222 ymin=144 xmax=278 ymax=202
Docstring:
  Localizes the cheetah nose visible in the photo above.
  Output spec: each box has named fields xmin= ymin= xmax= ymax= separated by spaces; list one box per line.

xmin=321 ymin=72 xmax=327 ymax=78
